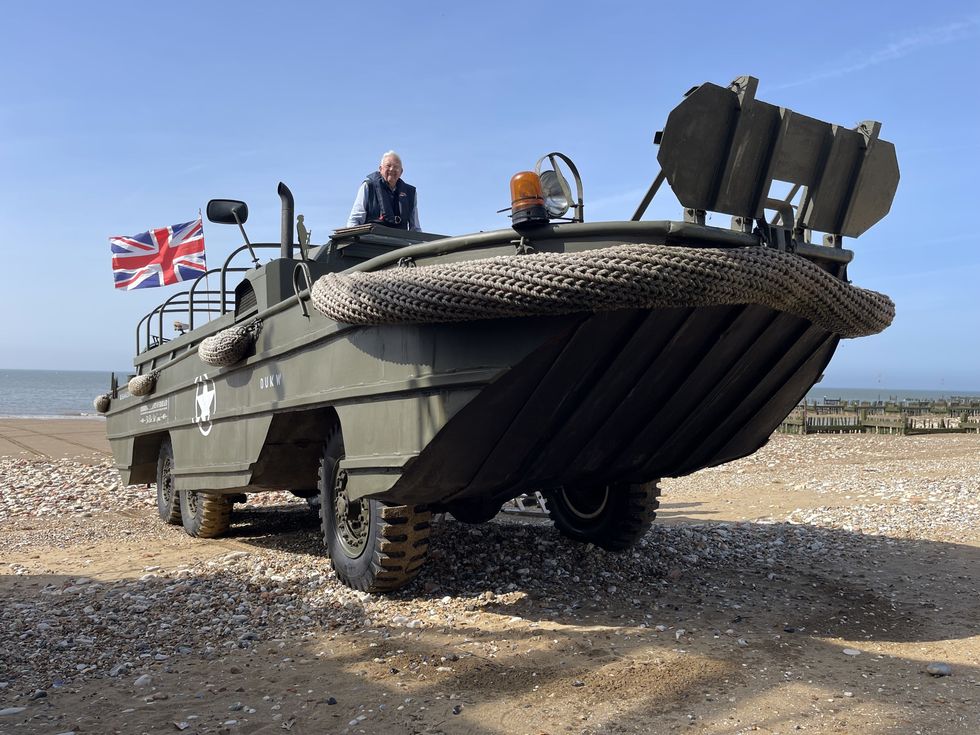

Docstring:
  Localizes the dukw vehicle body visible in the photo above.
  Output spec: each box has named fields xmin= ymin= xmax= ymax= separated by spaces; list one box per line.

xmin=101 ymin=77 xmax=899 ymax=591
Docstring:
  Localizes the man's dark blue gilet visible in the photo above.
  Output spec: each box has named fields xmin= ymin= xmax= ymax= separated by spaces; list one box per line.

xmin=363 ymin=171 xmax=416 ymax=230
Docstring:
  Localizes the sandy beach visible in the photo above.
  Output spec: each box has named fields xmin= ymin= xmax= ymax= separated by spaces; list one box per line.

xmin=1 ymin=419 xmax=978 ymax=734
xmin=0 ymin=419 xmax=109 ymax=461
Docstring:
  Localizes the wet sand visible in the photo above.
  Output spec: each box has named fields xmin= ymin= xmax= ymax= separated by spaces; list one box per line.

xmin=0 ymin=418 xmax=109 ymax=460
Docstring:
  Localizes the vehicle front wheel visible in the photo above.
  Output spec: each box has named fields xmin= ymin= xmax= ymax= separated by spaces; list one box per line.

xmin=155 ymin=437 xmax=181 ymax=525
xmin=543 ymin=481 xmax=660 ymax=551
xmin=319 ymin=428 xmax=432 ymax=592
xmin=179 ymin=489 xmax=232 ymax=538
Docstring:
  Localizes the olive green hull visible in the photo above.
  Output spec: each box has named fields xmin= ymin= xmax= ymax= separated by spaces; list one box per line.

xmin=107 ymin=286 xmax=582 ymax=503
xmin=390 ymin=304 xmax=837 ymax=508
xmin=105 ymin=219 xmax=847 ymax=508
xmin=106 ymin=296 xmax=836 ymax=510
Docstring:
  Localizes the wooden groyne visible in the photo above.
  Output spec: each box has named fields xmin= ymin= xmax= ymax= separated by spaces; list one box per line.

xmin=778 ymin=398 xmax=980 ymax=435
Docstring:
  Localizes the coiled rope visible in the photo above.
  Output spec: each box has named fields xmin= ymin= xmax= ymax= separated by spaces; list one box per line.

xmin=310 ymin=243 xmax=893 ymax=338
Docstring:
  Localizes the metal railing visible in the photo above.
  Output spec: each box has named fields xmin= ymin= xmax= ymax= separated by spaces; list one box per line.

xmin=135 ymin=244 xmax=280 ymax=355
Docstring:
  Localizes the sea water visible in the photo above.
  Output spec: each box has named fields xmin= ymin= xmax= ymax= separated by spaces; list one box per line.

xmin=0 ymin=369 xmax=119 ymax=417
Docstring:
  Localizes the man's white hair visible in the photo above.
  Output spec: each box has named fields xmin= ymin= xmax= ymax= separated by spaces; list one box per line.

xmin=380 ymin=150 xmax=402 ymax=166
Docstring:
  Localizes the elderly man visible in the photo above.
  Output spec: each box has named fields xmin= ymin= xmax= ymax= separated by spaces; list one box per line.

xmin=346 ymin=151 xmax=421 ymax=231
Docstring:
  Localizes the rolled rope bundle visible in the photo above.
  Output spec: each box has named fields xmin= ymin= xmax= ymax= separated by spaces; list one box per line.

xmin=310 ymin=243 xmax=894 ymax=339
xmin=198 ymin=319 xmax=263 ymax=367
xmin=93 ymin=394 xmax=111 ymax=413
xmin=128 ymin=372 xmax=159 ymax=397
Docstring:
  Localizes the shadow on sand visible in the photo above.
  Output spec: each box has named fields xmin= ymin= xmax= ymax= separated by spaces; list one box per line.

xmin=3 ymin=502 xmax=977 ymax=733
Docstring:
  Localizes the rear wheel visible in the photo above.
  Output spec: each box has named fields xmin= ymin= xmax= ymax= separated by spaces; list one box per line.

xmin=155 ymin=437 xmax=181 ymax=525
xmin=543 ymin=481 xmax=660 ymax=551
xmin=448 ymin=499 xmax=503 ymax=524
xmin=179 ymin=489 xmax=232 ymax=538
xmin=319 ymin=427 xmax=432 ymax=592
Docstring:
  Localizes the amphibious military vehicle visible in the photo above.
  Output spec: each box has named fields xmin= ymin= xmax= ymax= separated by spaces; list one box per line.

xmin=101 ymin=76 xmax=899 ymax=592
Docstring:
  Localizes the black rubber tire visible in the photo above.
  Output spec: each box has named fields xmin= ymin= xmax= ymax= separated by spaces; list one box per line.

xmin=318 ymin=427 xmax=432 ymax=592
xmin=543 ymin=481 xmax=660 ymax=551
xmin=285 ymin=488 xmax=321 ymax=514
xmin=448 ymin=500 xmax=503 ymax=524
xmin=155 ymin=437 xmax=181 ymax=525
xmin=179 ymin=489 xmax=232 ymax=538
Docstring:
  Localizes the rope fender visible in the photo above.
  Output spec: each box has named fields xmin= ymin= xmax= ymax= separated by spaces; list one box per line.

xmin=128 ymin=372 xmax=159 ymax=397
xmin=310 ymin=243 xmax=894 ymax=338
xmin=198 ymin=318 xmax=263 ymax=367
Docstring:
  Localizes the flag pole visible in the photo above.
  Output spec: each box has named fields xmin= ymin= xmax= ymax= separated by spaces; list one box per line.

xmin=200 ymin=209 xmax=213 ymax=324
xmin=197 ymin=207 xmax=211 ymax=322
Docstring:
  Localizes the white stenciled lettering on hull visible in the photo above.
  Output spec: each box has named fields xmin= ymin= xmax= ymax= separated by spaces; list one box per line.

xmin=139 ymin=397 xmax=171 ymax=425
xmin=259 ymin=372 xmax=283 ymax=390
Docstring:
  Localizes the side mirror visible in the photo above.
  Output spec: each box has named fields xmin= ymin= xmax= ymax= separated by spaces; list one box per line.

xmin=207 ymin=199 xmax=248 ymax=225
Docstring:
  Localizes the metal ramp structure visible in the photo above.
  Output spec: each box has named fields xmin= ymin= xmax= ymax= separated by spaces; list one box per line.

xmin=637 ymin=75 xmax=899 ymax=250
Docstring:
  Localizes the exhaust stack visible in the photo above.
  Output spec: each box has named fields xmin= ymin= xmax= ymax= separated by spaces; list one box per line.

xmin=278 ymin=182 xmax=294 ymax=260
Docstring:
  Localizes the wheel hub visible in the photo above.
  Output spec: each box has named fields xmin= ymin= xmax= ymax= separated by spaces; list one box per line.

xmin=333 ymin=472 xmax=369 ymax=557
xmin=560 ymin=485 xmax=609 ymax=520
xmin=161 ymin=459 xmax=175 ymax=505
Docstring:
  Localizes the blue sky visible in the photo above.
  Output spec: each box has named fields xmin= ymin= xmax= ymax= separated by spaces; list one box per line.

xmin=1 ymin=1 xmax=978 ymax=389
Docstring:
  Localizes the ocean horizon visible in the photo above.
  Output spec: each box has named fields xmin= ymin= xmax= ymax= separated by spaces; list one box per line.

xmin=1 ymin=368 xmax=978 ymax=418
xmin=803 ymin=386 xmax=980 ymax=404
xmin=0 ymin=368 xmax=122 ymax=418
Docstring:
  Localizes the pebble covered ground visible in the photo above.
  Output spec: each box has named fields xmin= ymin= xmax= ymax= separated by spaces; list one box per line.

xmin=1 ymin=434 xmax=978 ymax=734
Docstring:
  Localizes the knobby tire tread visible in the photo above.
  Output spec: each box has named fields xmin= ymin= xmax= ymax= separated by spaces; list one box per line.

xmin=319 ymin=428 xmax=432 ymax=592
xmin=180 ymin=489 xmax=232 ymax=539
xmin=547 ymin=482 xmax=661 ymax=552
xmin=156 ymin=437 xmax=182 ymax=526
xmin=195 ymin=494 xmax=232 ymax=538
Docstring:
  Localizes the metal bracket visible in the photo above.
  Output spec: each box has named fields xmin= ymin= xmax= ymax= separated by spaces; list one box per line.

xmin=500 ymin=492 xmax=550 ymax=517
xmin=292 ymin=262 xmax=313 ymax=318
xmin=513 ymin=236 xmax=535 ymax=255
xmin=754 ymin=219 xmax=795 ymax=253
xmin=683 ymin=208 xmax=706 ymax=225
xmin=731 ymin=215 xmax=753 ymax=233
xmin=397 ymin=256 xmax=416 ymax=268
xmin=632 ymin=169 xmax=666 ymax=221
xmin=231 ymin=207 xmax=260 ymax=268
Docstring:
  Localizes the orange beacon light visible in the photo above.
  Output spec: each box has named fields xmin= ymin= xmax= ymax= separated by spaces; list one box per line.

xmin=509 ymin=171 xmax=549 ymax=230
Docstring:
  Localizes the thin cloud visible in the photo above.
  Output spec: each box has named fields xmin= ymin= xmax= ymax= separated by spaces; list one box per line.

xmin=773 ymin=18 xmax=979 ymax=90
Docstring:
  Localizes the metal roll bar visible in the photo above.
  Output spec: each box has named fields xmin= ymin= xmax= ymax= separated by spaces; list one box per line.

xmin=135 ymin=243 xmax=281 ymax=354
xmin=219 ymin=244 xmax=279 ymax=314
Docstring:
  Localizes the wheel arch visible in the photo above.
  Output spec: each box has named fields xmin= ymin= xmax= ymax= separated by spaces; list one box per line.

xmin=249 ymin=406 xmax=341 ymax=491
xmin=129 ymin=431 xmax=170 ymax=484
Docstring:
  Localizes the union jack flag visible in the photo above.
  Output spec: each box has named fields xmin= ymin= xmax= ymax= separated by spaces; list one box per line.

xmin=110 ymin=217 xmax=207 ymax=290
